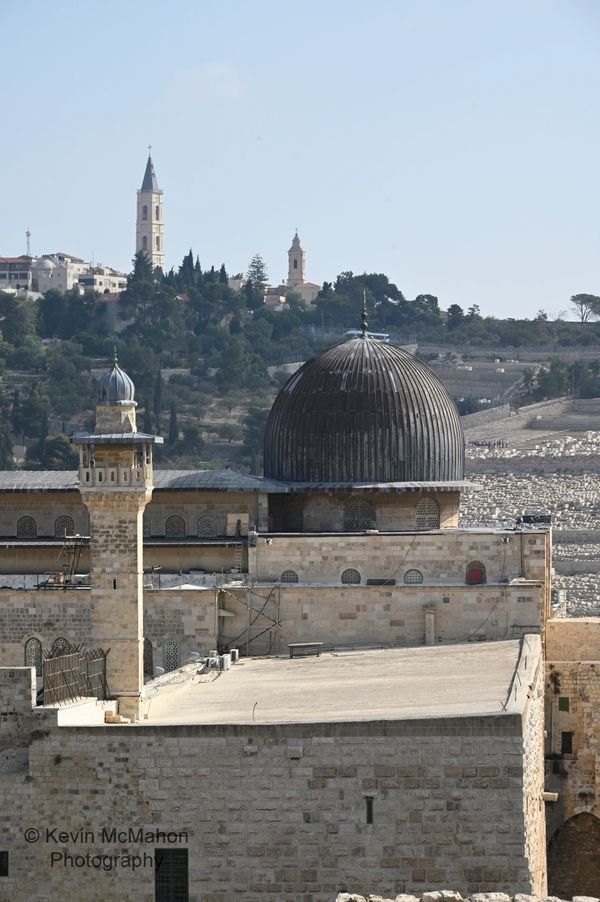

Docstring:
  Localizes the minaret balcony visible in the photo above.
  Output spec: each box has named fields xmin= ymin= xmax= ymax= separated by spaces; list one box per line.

xmin=79 ymin=465 xmax=153 ymax=490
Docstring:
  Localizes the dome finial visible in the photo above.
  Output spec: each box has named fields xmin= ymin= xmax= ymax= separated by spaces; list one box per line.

xmin=113 ymin=345 xmax=118 ymax=365
xmin=361 ymin=291 xmax=368 ymax=337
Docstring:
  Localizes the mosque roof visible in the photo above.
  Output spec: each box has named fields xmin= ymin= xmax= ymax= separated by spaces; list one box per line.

xmin=141 ymin=154 xmax=159 ymax=192
xmin=146 ymin=637 xmax=542 ymax=725
xmin=264 ymin=336 xmax=465 ymax=484
xmin=0 ymin=469 xmax=289 ymax=494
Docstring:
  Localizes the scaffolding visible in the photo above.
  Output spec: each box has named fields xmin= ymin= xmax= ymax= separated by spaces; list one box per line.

xmin=217 ymin=583 xmax=282 ymax=656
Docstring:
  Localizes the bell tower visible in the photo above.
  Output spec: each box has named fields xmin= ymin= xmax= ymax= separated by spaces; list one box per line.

xmin=287 ymin=230 xmax=305 ymax=288
xmin=71 ymin=355 xmax=163 ymax=721
xmin=136 ymin=147 xmax=164 ymax=271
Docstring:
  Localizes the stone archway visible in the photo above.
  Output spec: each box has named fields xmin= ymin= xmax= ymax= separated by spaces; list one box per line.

xmin=548 ymin=812 xmax=600 ymax=896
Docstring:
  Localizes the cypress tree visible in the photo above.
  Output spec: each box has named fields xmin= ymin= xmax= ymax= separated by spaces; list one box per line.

xmin=168 ymin=403 xmax=178 ymax=445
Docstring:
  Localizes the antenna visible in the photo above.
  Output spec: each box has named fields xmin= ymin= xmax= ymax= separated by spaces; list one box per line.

xmin=26 ymin=228 xmax=31 ymax=257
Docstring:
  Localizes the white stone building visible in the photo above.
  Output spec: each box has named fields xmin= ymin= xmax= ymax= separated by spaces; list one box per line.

xmin=32 ymin=252 xmax=90 ymax=294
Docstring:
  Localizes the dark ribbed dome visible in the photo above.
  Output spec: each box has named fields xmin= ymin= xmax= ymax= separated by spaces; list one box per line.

xmin=97 ymin=357 xmax=135 ymax=405
xmin=264 ymin=337 xmax=464 ymax=483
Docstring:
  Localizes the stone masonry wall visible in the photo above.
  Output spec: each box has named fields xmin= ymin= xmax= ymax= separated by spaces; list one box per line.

xmin=297 ymin=492 xmax=460 ymax=532
xmin=543 ymin=656 xmax=600 ymax=896
xmin=0 ymin=589 xmax=217 ymax=671
xmin=522 ymin=648 xmax=547 ymax=893
xmin=0 ymin=704 xmax=543 ymax=901
xmin=544 ymin=659 xmax=600 ymax=830
xmin=252 ymin=530 xmax=549 ymax=586
xmin=0 ymin=667 xmax=36 ymax=752
xmin=545 ymin=618 xmax=600 ymax=661
xmin=220 ymin=583 xmax=542 ymax=654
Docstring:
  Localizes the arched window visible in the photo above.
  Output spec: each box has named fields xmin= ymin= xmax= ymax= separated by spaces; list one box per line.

xmin=156 ymin=236 xmax=160 ymax=251
xmin=416 ymin=496 xmax=440 ymax=529
xmin=51 ymin=636 xmax=69 ymax=657
xmin=54 ymin=515 xmax=74 ymax=537
xmin=142 ymin=235 xmax=148 ymax=251
xmin=466 ymin=561 xmax=486 ymax=585
xmin=404 ymin=569 xmax=423 ymax=585
xmin=344 ymin=499 xmax=376 ymax=531
xmin=285 ymin=499 xmax=304 ymax=532
xmin=197 ymin=514 xmax=217 ymax=537
xmin=24 ymin=637 xmax=43 ymax=678
xmin=142 ymin=204 xmax=148 ymax=221
xmin=143 ymin=637 xmax=154 ymax=677
xmin=155 ymin=204 xmax=160 ymax=221
xmin=165 ymin=515 xmax=186 ymax=538
xmin=17 ymin=515 xmax=37 ymax=538
xmin=293 ymin=258 xmax=298 ymax=269
xmin=163 ymin=639 xmax=180 ymax=672
xmin=341 ymin=568 xmax=361 ymax=585
xmin=143 ymin=515 xmax=151 ymax=538
xmin=280 ymin=570 xmax=299 ymax=583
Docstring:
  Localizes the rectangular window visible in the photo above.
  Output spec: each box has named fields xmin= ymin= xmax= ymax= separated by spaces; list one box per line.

xmin=561 ymin=731 xmax=573 ymax=755
xmin=365 ymin=797 xmax=374 ymax=825
xmin=0 ymin=851 xmax=8 ymax=876
xmin=558 ymin=696 xmax=570 ymax=712
xmin=155 ymin=848 xmax=188 ymax=901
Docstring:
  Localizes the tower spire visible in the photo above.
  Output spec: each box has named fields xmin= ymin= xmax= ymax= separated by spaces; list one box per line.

xmin=136 ymin=149 xmax=164 ymax=270
xmin=361 ymin=291 xmax=368 ymax=337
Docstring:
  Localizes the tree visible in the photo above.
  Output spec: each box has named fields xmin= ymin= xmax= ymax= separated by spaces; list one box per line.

xmin=129 ymin=251 xmax=154 ymax=287
xmin=246 ymin=254 xmax=268 ymax=293
xmin=242 ymin=406 xmax=269 ymax=471
xmin=153 ymin=373 xmax=162 ymax=419
xmin=25 ymin=435 xmax=78 ymax=470
xmin=0 ymin=427 xmax=15 ymax=469
xmin=180 ymin=424 xmax=204 ymax=456
xmin=446 ymin=304 xmax=464 ymax=331
xmin=570 ymin=294 xmax=600 ymax=323
xmin=168 ymin=403 xmax=178 ymax=445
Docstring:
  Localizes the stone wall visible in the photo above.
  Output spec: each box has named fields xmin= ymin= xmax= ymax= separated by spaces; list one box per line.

xmin=281 ymin=491 xmax=461 ymax=533
xmin=0 ymin=492 xmax=88 ymax=537
xmin=545 ymin=618 xmax=600 ymax=661
xmin=0 ymin=667 xmax=36 ymax=751
xmin=220 ymin=583 xmax=543 ymax=654
xmin=544 ymin=663 xmax=600 ymax=894
xmin=0 ymin=589 xmax=217 ymax=671
xmin=462 ymin=403 xmax=511 ymax=430
xmin=543 ymin=619 xmax=600 ymax=895
xmin=252 ymin=530 xmax=549 ymax=587
xmin=0 ymin=669 xmax=546 ymax=901
xmin=0 ymin=489 xmax=261 ymax=539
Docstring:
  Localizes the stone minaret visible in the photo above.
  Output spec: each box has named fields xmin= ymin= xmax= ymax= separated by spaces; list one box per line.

xmin=136 ymin=150 xmax=164 ymax=271
xmin=287 ymin=230 xmax=306 ymax=288
xmin=71 ymin=355 xmax=163 ymax=721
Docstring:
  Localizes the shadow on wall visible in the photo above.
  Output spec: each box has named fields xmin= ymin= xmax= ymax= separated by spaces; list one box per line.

xmin=548 ymin=811 xmax=600 ymax=897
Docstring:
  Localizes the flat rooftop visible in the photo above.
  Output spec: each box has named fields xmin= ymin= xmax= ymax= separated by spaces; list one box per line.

xmin=146 ymin=639 xmax=539 ymax=726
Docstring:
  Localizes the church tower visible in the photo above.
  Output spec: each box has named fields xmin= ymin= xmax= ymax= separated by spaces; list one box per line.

xmin=136 ymin=149 xmax=164 ymax=271
xmin=72 ymin=356 xmax=163 ymax=721
xmin=287 ymin=230 xmax=306 ymax=288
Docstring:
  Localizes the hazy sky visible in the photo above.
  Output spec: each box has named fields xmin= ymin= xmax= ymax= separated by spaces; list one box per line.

xmin=1 ymin=0 xmax=599 ymax=319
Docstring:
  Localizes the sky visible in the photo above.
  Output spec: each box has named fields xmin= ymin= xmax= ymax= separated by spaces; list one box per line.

xmin=1 ymin=0 xmax=599 ymax=319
